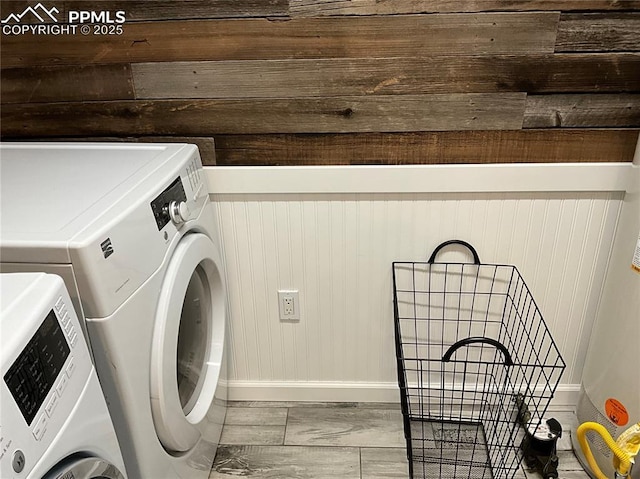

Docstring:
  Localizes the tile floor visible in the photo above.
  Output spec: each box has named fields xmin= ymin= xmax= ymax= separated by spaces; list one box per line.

xmin=210 ymin=402 xmax=590 ymax=479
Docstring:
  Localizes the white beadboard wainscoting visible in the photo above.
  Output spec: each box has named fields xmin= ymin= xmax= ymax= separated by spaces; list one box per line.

xmin=206 ymin=163 xmax=634 ymax=409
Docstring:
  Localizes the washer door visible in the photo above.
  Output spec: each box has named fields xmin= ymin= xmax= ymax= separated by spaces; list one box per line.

xmin=150 ymin=232 xmax=226 ymax=453
xmin=45 ymin=456 xmax=125 ymax=479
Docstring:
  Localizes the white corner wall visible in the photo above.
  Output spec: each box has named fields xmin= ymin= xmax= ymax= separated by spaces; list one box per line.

xmin=207 ymin=163 xmax=633 ymax=408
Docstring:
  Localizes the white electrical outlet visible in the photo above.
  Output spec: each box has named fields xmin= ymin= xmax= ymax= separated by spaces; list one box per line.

xmin=278 ymin=290 xmax=300 ymax=321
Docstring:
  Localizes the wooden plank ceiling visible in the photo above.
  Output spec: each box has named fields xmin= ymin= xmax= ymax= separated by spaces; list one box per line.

xmin=1 ymin=0 xmax=639 ymax=165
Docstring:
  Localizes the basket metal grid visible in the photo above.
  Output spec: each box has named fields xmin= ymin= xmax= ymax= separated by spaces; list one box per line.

xmin=393 ymin=240 xmax=566 ymax=479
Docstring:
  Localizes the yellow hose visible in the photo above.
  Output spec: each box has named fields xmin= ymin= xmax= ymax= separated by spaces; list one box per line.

xmin=577 ymin=422 xmax=633 ymax=479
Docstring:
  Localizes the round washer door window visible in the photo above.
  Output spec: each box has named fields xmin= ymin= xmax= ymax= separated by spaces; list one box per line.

xmin=150 ymin=233 xmax=226 ymax=454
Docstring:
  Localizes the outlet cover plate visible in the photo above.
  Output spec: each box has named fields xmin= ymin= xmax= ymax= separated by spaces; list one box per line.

xmin=278 ymin=290 xmax=300 ymax=321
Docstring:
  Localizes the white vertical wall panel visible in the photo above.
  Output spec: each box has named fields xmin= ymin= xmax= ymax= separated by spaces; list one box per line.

xmin=212 ymin=192 xmax=622 ymax=393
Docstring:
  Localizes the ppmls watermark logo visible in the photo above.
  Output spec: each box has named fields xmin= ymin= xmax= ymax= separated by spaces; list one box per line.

xmin=2 ymin=2 xmax=126 ymax=36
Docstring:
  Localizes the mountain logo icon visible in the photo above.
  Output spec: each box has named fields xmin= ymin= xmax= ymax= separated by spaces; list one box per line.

xmin=1 ymin=3 xmax=59 ymax=24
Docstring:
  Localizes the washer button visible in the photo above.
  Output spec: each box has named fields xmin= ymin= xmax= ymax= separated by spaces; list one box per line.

xmin=45 ymin=393 xmax=59 ymax=417
xmin=69 ymin=332 xmax=78 ymax=347
xmin=60 ymin=311 xmax=70 ymax=326
xmin=64 ymin=320 xmax=73 ymax=334
xmin=54 ymin=297 xmax=64 ymax=312
xmin=56 ymin=374 xmax=68 ymax=396
xmin=33 ymin=414 xmax=47 ymax=440
xmin=66 ymin=357 xmax=75 ymax=378
xmin=12 ymin=450 xmax=25 ymax=473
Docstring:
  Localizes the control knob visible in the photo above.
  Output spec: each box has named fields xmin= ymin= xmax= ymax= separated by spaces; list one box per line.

xmin=168 ymin=200 xmax=190 ymax=225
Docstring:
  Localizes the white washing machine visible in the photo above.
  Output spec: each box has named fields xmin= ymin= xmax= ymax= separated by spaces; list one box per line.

xmin=0 ymin=143 xmax=228 ymax=479
xmin=0 ymin=272 xmax=127 ymax=479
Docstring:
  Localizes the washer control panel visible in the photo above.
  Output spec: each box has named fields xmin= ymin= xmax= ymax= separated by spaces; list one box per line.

xmin=4 ymin=308 xmax=70 ymax=428
xmin=0 ymin=274 xmax=92 ymax=478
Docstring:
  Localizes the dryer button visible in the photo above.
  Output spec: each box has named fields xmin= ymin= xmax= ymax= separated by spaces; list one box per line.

xmin=69 ymin=332 xmax=78 ymax=347
xmin=54 ymin=297 xmax=64 ymax=312
xmin=64 ymin=320 xmax=73 ymax=334
xmin=45 ymin=392 xmax=59 ymax=417
xmin=33 ymin=414 xmax=47 ymax=440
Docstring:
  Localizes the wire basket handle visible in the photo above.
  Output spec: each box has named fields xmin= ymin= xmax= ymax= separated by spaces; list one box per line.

xmin=428 ymin=240 xmax=481 ymax=265
xmin=442 ymin=337 xmax=514 ymax=366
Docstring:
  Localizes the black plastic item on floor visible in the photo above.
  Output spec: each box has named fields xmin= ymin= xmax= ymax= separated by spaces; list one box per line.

xmin=520 ymin=417 xmax=563 ymax=479
xmin=392 ymin=240 xmax=566 ymax=479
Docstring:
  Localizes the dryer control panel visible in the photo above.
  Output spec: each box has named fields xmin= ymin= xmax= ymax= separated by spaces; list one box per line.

xmin=150 ymin=154 xmax=205 ymax=231
xmin=150 ymin=177 xmax=187 ymax=230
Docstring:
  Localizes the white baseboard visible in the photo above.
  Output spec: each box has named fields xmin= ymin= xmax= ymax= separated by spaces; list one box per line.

xmin=546 ymin=384 xmax=581 ymax=411
xmin=228 ymin=380 xmax=580 ymax=411
xmin=228 ymin=381 xmax=403 ymax=403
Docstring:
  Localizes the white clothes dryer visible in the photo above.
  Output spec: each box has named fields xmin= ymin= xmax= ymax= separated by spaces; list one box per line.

xmin=0 ymin=143 xmax=228 ymax=479
xmin=0 ymin=272 xmax=127 ymax=479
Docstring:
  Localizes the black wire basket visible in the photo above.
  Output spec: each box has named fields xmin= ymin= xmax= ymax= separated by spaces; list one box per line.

xmin=393 ymin=240 xmax=566 ymax=479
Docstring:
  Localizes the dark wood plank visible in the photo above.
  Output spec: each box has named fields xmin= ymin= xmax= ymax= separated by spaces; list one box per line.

xmin=0 ymin=1 xmax=287 ymax=22
xmin=290 ymin=0 xmax=640 ymax=15
xmin=6 ymin=131 xmax=635 ymax=165
xmin=556 ymin=13 xmax=640 ymax=52
xmin=213 ymin=130 xmax=639 ymax=165
xmin=66 ymin=1 xmax=287 ymax=20
xmin=132 ymin=54 xmax=640 ymax=99
xmin=0 ymin=95 xmax=526 ymax=137
xmin=0 ymin=13 xmax=559 ymax=67
xmin=524 ymin=94 xmax=640 ymax=128
xmin=1 ymin=64 xmax=134 ymax=103
xmin=4 ymin=0 xmax=635 ymax=19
